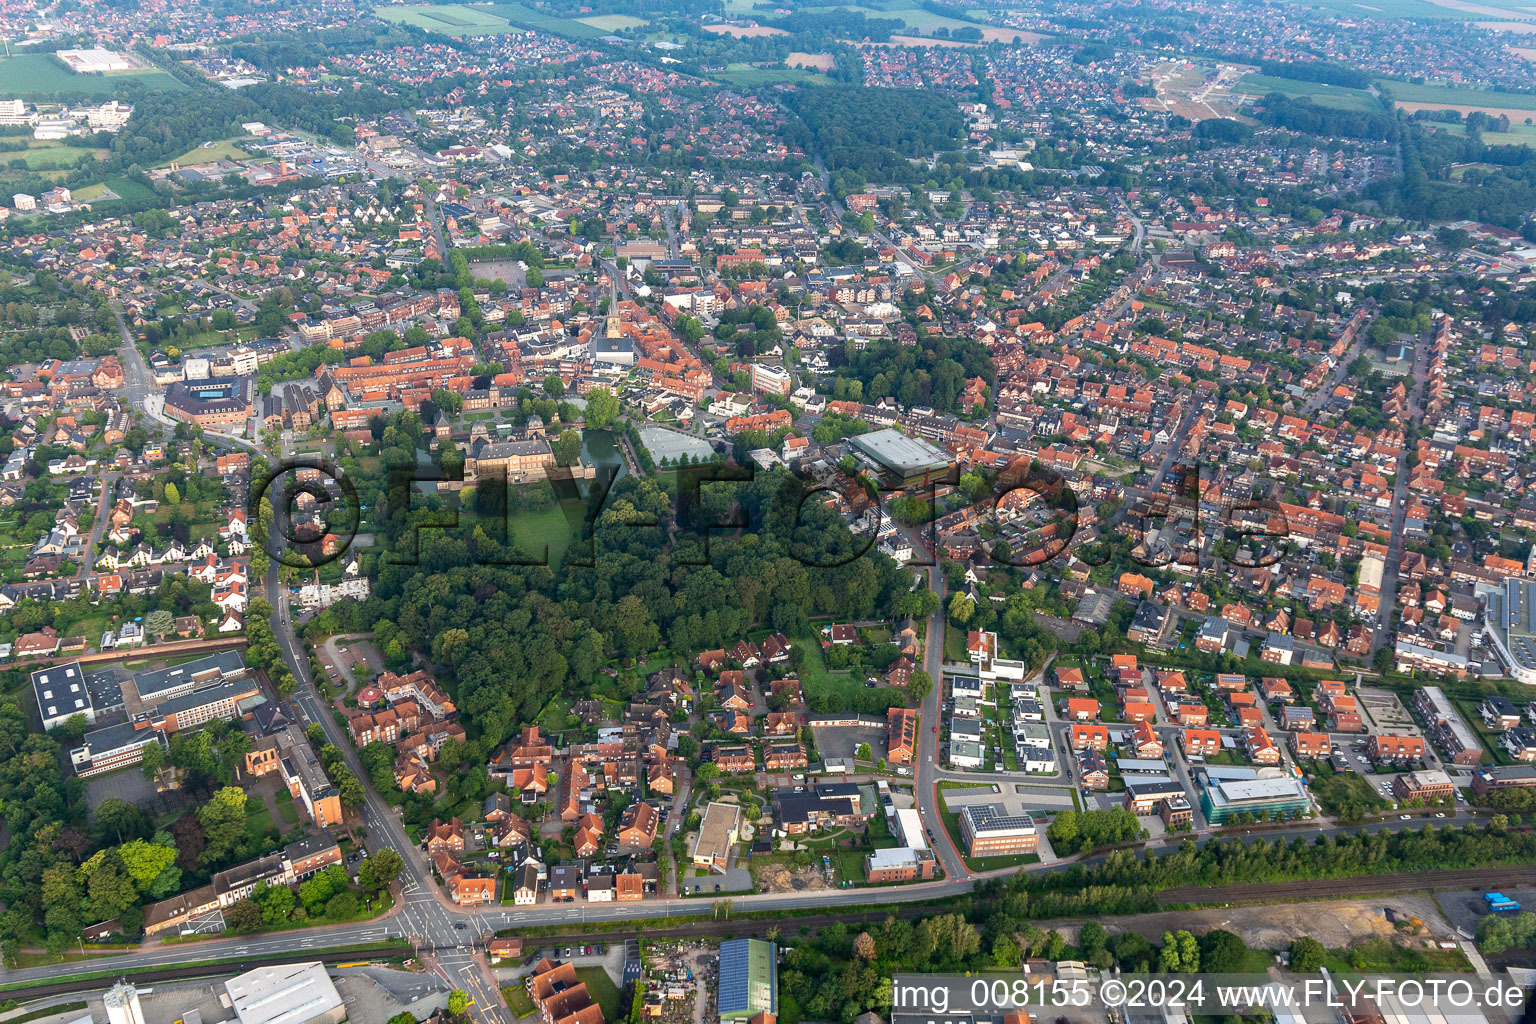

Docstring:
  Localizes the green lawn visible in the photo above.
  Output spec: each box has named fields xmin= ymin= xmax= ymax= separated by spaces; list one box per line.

xmin=716 ymin=66 xmax=833 ymax=87
xmin=2 ymin=140 xmax=103 ymax=171
xmin=0 ymin=54 xmax=184 ymax=95
xmin=246 ymin=804 xmax=275 ymax=843
xmin=794 ymin=638 xmax=867 ymax=709
xmin=1238 ymin=74 xmax=1381 ymax=112
xmin=503 ymin=986 xmax=537 ymax=1019
xmin=576 ymin=13 xmax=649 ymax=30
xmin=156 ymin=139 xmax=251 ymax=168
xmin=100 ymin=175 xmax=156 ymax=202
xmin=575 ymin=967 xmax=621 ymax=1020
xmin=494 ymin=499 xmax=583 ymax=567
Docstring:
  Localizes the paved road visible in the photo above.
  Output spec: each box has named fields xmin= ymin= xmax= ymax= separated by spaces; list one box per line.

xmin=1372 ymin=323 xmax=1432 ymax=655
xmin=916 ymin=562 xmax=968 ymax=879
xmin=262 ymin=501 xmax=511 ymax=1024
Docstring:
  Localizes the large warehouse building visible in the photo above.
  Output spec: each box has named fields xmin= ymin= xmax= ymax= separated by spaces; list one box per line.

xmin=718 ymin=938 xmax=777 ymax=1021
xmin=848 ymin=428 xmax=952 ymax=487
xmin=225 ymin=962 xmax=345 ymax=1024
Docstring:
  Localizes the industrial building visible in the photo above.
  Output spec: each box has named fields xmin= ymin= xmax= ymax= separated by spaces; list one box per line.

xmin=847 ymin=428 xmax=951 ymax=487
xmin=718 ymin=939 xmax=777 ymax=1021
xmin=103 ymin=981 xmax=146 ymax=1024
xmin=1481 ymin=577 xmax=1536 ymax=684
xmin=224 ymin=962 xmax=345 ymax=1024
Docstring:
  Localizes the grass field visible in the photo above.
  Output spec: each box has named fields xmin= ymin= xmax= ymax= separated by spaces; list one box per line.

xmin=479 ymin=3 xmax=607 ymax=37
xmin=0 ymin=139 xmax=104 ymax=171
xmin=1238 ymin=73 xmax=1382 ymax=112
xmin=794 ymin=636 xmax=867 ymax=708
xmin=1436 ymin=119 xmax=1536 ymax=147
xmin=1282 ymin=0 xmax=1481 ymax=17
xmin=575 ymin=968 xmax=621 ymax=1021
xmin=0 ymin=54 xmax=184 ymax=95
xmin=797 ymin=4 xmax=982 ymax=33
xmin=499 ymin=500 xmax=582 ymax=567
xmin=100 ymin=175 xmax=156 ymax=201
xmin=374 ymin=3 xmax=516 ymax=33
xmin=156 ymin=138 xmax=251 ymax=168
xmin=576 ymin=13 xmax=649 ymax=30
xmin=717 ymin=64 xmax=833 ymax=86
xmin=1383 ymin=80 xmax=1536 ymax=123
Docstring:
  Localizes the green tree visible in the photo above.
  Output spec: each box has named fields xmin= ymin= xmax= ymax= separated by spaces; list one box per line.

xmin=118 ymin=837 xmax=177 ymax=890
xmin=448 ymin=990 xmax=470 ymax=1018
xmin=359 ymin=847 xmax=405 ymax=891
xmin=197 ymin=786 xmax=248 ymax=865
xmin=145 ymin=609 xmax=175 ymax=639
xmin=554 ymin=429 xmax=583 ymax=468
xmin=947 ymin=591 xmax=974 ymax=624
xmin=1289 ymin=936 xmax=1326 ymax=972
xmin=585 ymin=387 xmax=619 ymax=429
xmin=1199 ymin=929 xmax=1248 ymax=972
xmin=906 ymin=670 xmax=933 ymax=706
xmin=226 ymin=898 xmax=263 ymax=932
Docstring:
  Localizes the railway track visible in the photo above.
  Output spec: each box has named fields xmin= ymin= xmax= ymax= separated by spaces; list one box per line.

xmin=1160 ymin=866 xmax=1536 ymax=906
xmin=0 ymin=945 xmax=406 ymax=1002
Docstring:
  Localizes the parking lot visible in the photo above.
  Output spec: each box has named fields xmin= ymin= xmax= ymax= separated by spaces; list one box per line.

xmin=811 ymin=724 xmax=889 ymax=765
xmin=86 ymin=766 xmax=187 ymax=816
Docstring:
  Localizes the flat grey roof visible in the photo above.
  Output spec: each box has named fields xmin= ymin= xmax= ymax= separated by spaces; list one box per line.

xmin=135 ymin=650 xmax=248 ymax=699
xmin=849 ymin=428 xmax=949 ymax=473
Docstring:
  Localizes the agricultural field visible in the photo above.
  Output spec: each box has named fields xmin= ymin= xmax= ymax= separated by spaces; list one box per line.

xmin=373 ymin=3 xmax=515 ymax=33
xmin=703 ymin=22 xmax=789 ymax=36
xmin=786 ymin=51 xmax=836 ymax=69
xmin=1284 ymin=0 xmax=1481 ymax=17
xmin=1385 ymin=80 xmax=1536 ymax=121
xmin=797 ymin=4 xmax=987 ymax=34
xmin=477 ymin=3 xmax=607 ymax=37
xmin=1434 ymin=120 xmax=1536 ymax=148
xmin=576 ymin=13 xmax=649 ymax=30
xmin=1237 ymin=73 xmax=1382 ymax=112
xmin=1386 ymin=81 xmax=1536 ymax=109
xmin=0 ymin=54 xmax=184 ymax=94
xmin=717 ymin=64 xmax=833 ymax=86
